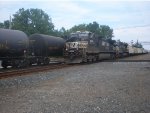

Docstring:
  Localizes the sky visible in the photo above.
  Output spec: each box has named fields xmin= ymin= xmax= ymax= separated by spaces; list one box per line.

xmin=0 ymin=0 xmax=150 ymax=50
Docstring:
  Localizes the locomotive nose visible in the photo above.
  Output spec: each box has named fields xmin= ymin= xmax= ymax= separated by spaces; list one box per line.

xmin=66 ymin=42 xmax=79 ymax=49
xmin=71 ymin=42 xmax=79 ymax=48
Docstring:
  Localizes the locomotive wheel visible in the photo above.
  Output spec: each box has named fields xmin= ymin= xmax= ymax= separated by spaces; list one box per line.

xmin=82 ymin=55 xmax=87 ymax=63
xmin=87 ymin=58 xmax=92 ymax=62
xmin=110 ymin=54 xmax=115 ymax=60
xmin=96 ymin=56 xmax=99 ymax=61
xmin=22 ymin=59 xmax=30 ymax=67
xmin=37 ymin=58 xmax=43 ymax=65
xmin=44 ymin=58 xmax=50 ymax=65
xmin=2 ymin=61 xmax=8 ymax=68
xmin=82 ymin=58 xmax=87 ymax=63
xmin=12 ymin=59 xmax=29 ymax=68
xmin=92 ymin=56 xmax=97 ymax=62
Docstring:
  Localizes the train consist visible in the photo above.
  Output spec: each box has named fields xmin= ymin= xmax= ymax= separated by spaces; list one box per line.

xmin=0 ymin=29 xmax=65 ymax=68
xmin=64 ymin=31 xmax=148 ymax=63
xmin=0 ymin=29 xmax=148 ymax=68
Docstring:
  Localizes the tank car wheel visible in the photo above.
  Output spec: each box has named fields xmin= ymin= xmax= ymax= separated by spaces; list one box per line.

xmin=37 ymin=58 xmax=43 ymax=65
xmin=96 ymin=56 xmax=99 ymax=61
xmin=2 ymin=61 xmax=8 ymax=68
xmin=82 ymin=59 xmax=87 ymax=63
xmin=12 ymin=60 xmax=20 ymax=68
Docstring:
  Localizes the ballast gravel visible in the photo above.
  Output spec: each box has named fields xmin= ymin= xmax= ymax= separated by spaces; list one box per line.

xmin=0 ymin=55 xmax=150 ymax=113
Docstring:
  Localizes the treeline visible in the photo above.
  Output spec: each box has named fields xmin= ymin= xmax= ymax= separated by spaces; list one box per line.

xmin=0 ymin=8 xmax=114 ymax=40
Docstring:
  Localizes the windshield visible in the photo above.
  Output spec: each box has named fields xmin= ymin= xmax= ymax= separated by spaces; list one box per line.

xmin=66 ymin=36 xmax=79 ymax=42
xmin=69 ymin=32 xmax=89 ymax=42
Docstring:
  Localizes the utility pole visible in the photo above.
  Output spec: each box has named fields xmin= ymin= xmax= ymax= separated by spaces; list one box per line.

xmin=9 ymin=14 xmax=12 ymax=29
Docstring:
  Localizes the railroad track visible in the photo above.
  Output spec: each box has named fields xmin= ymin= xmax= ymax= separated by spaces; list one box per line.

xmin=1 ymin=54 xmax=148 ymax=79
xmin=0 ymin=64 xmax=72 ymax=79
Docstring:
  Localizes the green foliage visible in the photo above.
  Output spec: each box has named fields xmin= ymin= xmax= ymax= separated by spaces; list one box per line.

xmin=4 ymin=20 xmax=10 ymax=29
xmin=59 ymin=27 xmax=70 ymax=39
xmin=134 ymin=41 xmax=143 ymax=48
xmin=69 ymin=24 xmax=87 ymax=32
xmin=0 ymin=20 xmax=10 ymax=29
xmin=0 ymin=22 xmax=4 ymax=28
xmin=0 ymin=8 xmax=113 ymax=40
xmin=12 ymin=8 xmax=54 ymax=35
xmin=51 ymin=27 xmax=69 ymax=39
xmin=106 ymin=39 xmax=116 ymax=45
xmin=66 ymin=21 xmax=114 ymax=40
xmin=87 ymin=21 xmax=100 ymax=34
xmin=100 ymin=25 xmax=113 ymax=39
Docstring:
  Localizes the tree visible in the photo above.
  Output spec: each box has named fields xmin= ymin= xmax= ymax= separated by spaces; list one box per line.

xmin=87 ymin=21 xmax=100 ymax=35
xmin=4 ymin=20 xmax=10 ymax=29
xmin=0 ymin=20 xmax=10 ymax=29
xmin=100 ymin=25 xmax=113 ymax=39
xmin=12 ymin=8 xmax=54 ymax=35
xmin=69 ymin=24 xmax=87 ymax=32
xmin=59 ymin=27 xmax=70 ymax=40
xmin=134 ymin=40 xmax=143 ymax=48
xmin=67 ymin=21 xmax=114 ymax=40
xmin=0 ymin=22 xmax=4 ymax=28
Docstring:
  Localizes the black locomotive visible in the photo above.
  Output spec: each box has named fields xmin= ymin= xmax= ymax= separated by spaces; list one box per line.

xmin=63 ymin=31 xmax=147 ymax=63
xmin=63 ymin=31 xmax=116 ymax=63
xmin=0 ymin=29 xmax=65 ymax=68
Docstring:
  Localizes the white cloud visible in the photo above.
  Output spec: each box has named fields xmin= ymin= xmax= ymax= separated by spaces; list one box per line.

xmin=114 ymin=26 xmax=150 ymax=49
xmin=0 ymin=0 xmax=91 ymax=28
xmin=0 ymin=0 xmax=150 ymax=49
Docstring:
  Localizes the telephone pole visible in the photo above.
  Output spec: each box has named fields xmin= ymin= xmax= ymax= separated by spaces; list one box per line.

xmin=9 ymin=14 xmax=12 ymax=29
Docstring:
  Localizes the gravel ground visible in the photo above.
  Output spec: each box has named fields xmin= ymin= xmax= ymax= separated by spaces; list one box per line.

xmin=0 ymin=54 xmax=150 ymax=113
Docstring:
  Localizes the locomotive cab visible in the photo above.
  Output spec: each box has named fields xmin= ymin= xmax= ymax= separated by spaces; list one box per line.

xmin=65 ymin=31 xmax=90 ymax=51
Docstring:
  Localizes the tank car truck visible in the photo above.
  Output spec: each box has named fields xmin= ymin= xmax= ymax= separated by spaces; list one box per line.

xmin=64 ymin=31 xmax=116 ymax=63
xmin=28 ymin=34 xmax=65 ymax=65
xmin=0 ymin=28 xmax=29 ymax=68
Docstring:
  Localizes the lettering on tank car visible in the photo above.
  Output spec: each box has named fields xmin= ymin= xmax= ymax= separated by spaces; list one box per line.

xmin=29 ymin=40 xmax=35 ymax=44
xmin=0 ymin=43 xmax=9 ymax=49
xmin=17 ymin=40 xmax=25 ymax=45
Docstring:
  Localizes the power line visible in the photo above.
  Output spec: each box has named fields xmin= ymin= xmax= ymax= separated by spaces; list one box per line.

xmin=140 ymin=42 xmax=150 ymax=45
xmin=114 ymin=24 xmax=150 ymax=30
